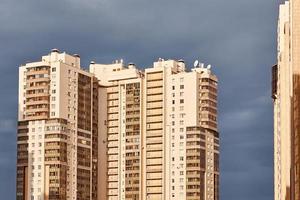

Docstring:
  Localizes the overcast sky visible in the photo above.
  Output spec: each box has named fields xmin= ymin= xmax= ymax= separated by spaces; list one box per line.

xmin=0 ymin=0 xmax=279 ymax=199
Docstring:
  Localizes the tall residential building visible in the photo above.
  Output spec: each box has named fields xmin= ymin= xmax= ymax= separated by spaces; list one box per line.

xmin=90 ymin=61 xmax=144 ymax=200
xmin=91 ymin=58 xmax=219 ymax=200
xmin=17 ymin=50 xmax=219 ymax=200
xmin=273 ymin=1 xmax=300 ymax=200
xmin=16 ymin=50 xmax=98 ymax=200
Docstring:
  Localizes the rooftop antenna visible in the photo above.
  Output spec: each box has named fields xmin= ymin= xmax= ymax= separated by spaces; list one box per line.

xmin=193 ymin=60 xmax=199 ymax=68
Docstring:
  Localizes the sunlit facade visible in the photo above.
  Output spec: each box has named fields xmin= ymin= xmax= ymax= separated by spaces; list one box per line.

xmin=17 ymin=51 xmax=219 ymax=200
xmin=17 ymin=50 xmax=98 ymax=200
xmin=273 ymin=1 xmax=300 ymax=200
xmin=91 ymin=59 xmax=219 ymax=200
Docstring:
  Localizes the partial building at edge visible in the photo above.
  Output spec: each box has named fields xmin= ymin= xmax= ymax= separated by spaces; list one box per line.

xmin=273 ymin=1 xmax=300 ymax=200
xmin=17 ymin=50 xmax=219 ymax=200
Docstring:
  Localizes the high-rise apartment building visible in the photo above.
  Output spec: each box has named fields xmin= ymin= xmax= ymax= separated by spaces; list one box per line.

xmin=17 ymin=50 xmax=219 ymax=200
xmin=90 ymin=62 xmax=144 ymax=200
xmin=91 ymin=59 xmax=219 ymax=200
xmin=273 ymin=1 xmax=300 ymax=200
xmin=16 ymin=50 xmax=98 ymax=200
xmin=273 ymin=2 xmax=292 ymax=200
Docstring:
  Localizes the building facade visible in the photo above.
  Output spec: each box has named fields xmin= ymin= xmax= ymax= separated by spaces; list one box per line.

xmin=17 ymin=50 xmax=98 ymax=200
xmin=91 ymin=59 xmax=219 ymax=200
xmin=17 ymin=51 xmax=219 ymax=200
xmin=90 ymin=62 xmax=144 ymax=200
xmin=273 ymin=1 xmax=300 ymax=200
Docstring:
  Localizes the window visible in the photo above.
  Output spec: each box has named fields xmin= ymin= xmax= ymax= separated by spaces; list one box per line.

xmin=180 ymin=135 xmax=184 ymax=139
xmin=180 ymin=128 xmax=184 ymax=132
xmin=180 ymin=92 xmax=184 ymax=96
xmin=180 ymin=77 xmax=184 ymax=82
xmin=180 ymin=120 xmax=184 ymax=125
xmin=180 ymin=171 xmax=184 ymax=175
xmin=52 ymin=68 xmax=56 ymax=72
xmin=180 ymin=106 xmax=184 ymax=111
xmin=172 ymin=93 xmax=175 ymax=97
xmin=52 ymin=89 xmax=56 ymax=94
xmin=172 ymin=100 xmax=175 ymax=104
xmin=172 ymin=107 xmax=175 ymax=112
xmin=180 ymin=99 xmax=184 ymax=104
xmin=180 ymin=156 xmax=184 ymax=161
xmin=172 ymin=86 xmax=175 ymax=90
xmin=180 ymin=85 xmax=184 ymax=89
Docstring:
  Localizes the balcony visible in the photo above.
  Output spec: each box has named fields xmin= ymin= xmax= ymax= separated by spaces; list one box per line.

xmin=26 ymin=99 xmax=49 ymax=106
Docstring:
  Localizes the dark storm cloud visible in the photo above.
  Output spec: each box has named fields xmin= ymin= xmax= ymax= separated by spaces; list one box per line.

xmin=0 ymin=0 xmax=278 ymax=199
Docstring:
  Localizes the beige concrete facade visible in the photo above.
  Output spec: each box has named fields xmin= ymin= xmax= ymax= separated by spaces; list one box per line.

xmin=17 ymin=52 xmax=219 ymax=200
xmin=91 ymin=62 xmax=144 ymax=200
xmin=273 ymin=2 xmax=292 ymax=200
xmin=17 ymin=50 xmax=98 ymax=200
xmin=273 ymin=1 xmax=300 ymax=199
xmin=91 ymin=59 xmax=219 ymax=200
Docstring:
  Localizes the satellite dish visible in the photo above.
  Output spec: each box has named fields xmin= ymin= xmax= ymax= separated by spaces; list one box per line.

xmin=207 ymin=64 xmax=212 ymax=69
xmin=194 ymin=60 xmax=199 ymax=67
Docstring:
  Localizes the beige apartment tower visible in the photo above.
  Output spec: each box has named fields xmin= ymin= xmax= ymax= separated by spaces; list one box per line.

xmin=16 ymin=50 xmax=98 ymax=200
xmin=273 ymin=0 xmax=300 ymax=200
xmin=91 ymin=59 xmax=219 ymax=200
xmin=17 ymin=51 xmax=219 ymax=200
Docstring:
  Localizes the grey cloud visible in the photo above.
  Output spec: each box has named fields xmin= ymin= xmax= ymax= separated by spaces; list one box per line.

xmin=0 ymin=0 xmax=278 ymax=199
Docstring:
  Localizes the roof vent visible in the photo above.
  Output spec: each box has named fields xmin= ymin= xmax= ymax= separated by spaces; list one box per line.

xmin=128 ymin=63 xmax=136 ymax=69
xmin=178 ymin=59 xmax=185 ymax=63
xmin=51 ymin=48 xmax=60 ymax=53
xmin=90 ymin=61 xmax=95 ymax=64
